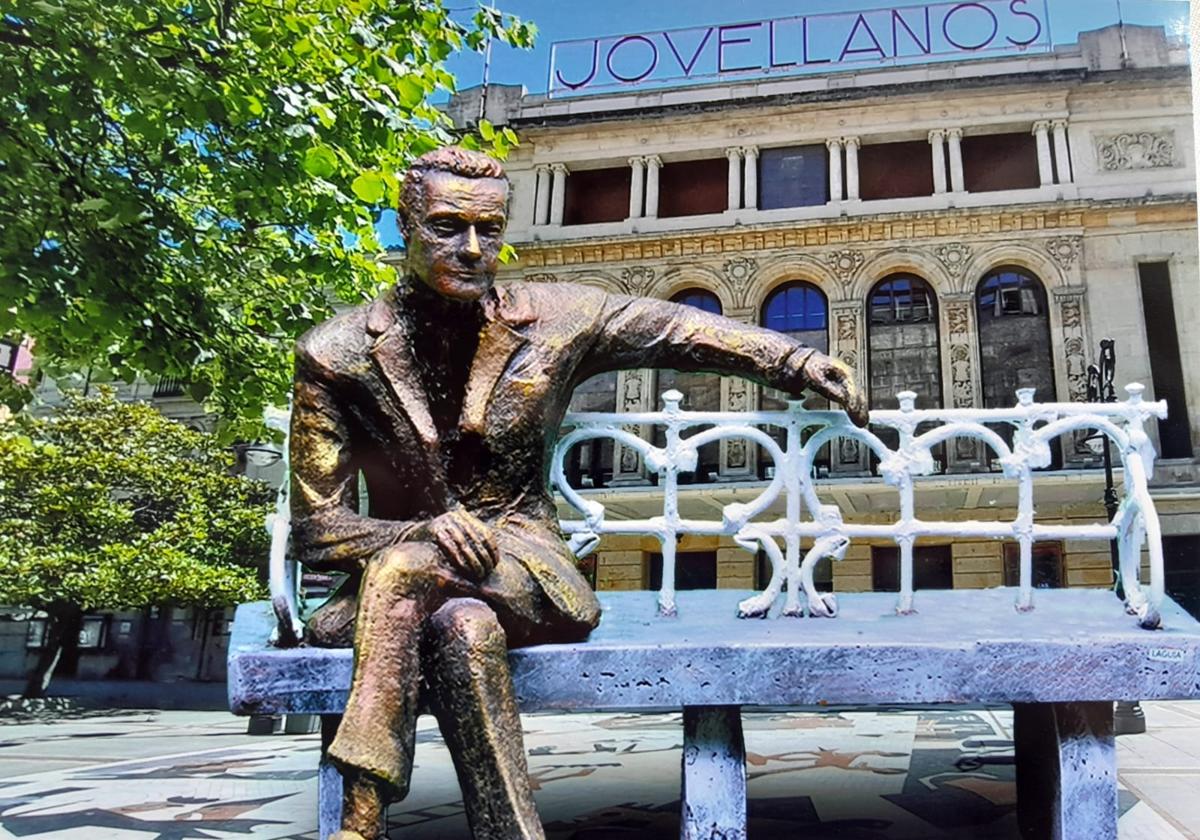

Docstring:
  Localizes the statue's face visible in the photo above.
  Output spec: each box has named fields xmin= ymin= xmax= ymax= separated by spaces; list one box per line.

xmin=406 ymin=171 xmax=508 ymax=303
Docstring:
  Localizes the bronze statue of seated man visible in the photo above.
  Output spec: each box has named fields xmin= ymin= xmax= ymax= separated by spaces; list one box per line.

xmin=289 ymin=146 xmax=868 ymax=839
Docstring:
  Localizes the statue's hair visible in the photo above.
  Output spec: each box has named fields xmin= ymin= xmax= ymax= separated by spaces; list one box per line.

xmin=398 ymin=146 xmax=508 ymax=233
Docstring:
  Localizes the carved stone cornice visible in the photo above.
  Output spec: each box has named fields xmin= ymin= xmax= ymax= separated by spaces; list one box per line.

xmin=508 ymin=204 xmax=1193 ymax=270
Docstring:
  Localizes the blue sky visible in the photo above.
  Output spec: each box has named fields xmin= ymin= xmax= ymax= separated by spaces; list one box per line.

xmin=445 ymin=0 xmax=1189 ymax=95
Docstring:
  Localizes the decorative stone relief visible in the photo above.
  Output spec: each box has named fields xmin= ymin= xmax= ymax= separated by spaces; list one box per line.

xmin=524 ymin=272 xmax=558 ymax=284
xmin=932 ymin=243 xmax=972 ymax=278
xmin=1044 ymin=236 xmax=1081 ymax=271
xmin=721 ymin=257 xmax=758 ymax=308
xmin=720 ymin=378 xmax=754 ymax=475
xmin=830 ymin=304 xmax=865 ymax=468
xmin=1057 ymin=294 xmax=1089 ymax=402
xmin=825 ymin=249 xmax=864 ymax=293
xmin=618 ymin=266 xmax=656 ymax=296
xmin=1095 ymin=131 xmax=1176 ymax=171
xmin=944 ymin=298 xmax=978 ymax=462
xmin=620 ymin=369 xmax=645 ymax=412
xmin=614 ymin=370 xmax=650 ymax=479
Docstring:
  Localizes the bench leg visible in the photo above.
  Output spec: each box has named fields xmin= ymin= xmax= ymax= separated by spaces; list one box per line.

xmin=681 ymin=705 xmax=746 ymax=840
xmin=318 ymin=714 xmax=344 ymax=840
xmin=1013 ymin=702 xmax=1116 ymax=840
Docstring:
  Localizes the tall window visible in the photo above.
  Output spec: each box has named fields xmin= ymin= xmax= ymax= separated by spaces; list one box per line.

xmin=562 ymin=166 xmax=631 ymax=226
xmin=760 ymin=282 xmax=829 ymax=477
xmin=868 ymin=275 xmax=942 ymax=409
xmin=657 ymin=159 xmax=728 ymax=218
xmin=563 ymin=372 xmax=618 ymax=489
xmin=977 ymin=268 xmax=1058 ymax=468
xmin=976 ymin=269 xmax=1055 ymax=406
xmin=655 ymin=289 xmax=723 ymax=483
xmin=758 ymin=145 xmax=829 ymax=210
xmin=868 ymin=275 xmax=943 ymax=472
xmin=859 ymin=140 xmax=934 ymax=200
xmin=1139 ymin=262 xmax=1194 ymax=458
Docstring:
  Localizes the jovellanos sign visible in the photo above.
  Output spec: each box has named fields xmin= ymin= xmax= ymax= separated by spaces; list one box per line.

xmin=548 ymin=0 xmax=1051 ymax=97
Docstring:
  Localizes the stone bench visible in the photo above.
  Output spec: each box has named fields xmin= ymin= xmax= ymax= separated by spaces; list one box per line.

xmin=228 ymin=586 xmax=1200 ymax=840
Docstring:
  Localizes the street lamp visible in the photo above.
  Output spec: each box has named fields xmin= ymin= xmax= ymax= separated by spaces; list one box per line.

xmin=1084 ymin=339 xmax=1146 ymax=736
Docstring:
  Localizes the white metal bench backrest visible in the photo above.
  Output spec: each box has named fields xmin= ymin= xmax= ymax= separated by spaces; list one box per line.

xmin=266 ymin=385 xmax=1168 ymax=645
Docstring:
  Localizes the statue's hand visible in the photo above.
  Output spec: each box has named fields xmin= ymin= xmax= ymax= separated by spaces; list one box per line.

xmin=419 ymin=508 xmax=498 ymax=582
xmin=800 ymin=351 xmax=870 ymax=428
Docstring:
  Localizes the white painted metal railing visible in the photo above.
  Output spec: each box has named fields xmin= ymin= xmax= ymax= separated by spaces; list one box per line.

xmin=552 ymin=385 xmax=1168 ymax=629
xmin=266 ymin=384 xmax=1169 ymax=645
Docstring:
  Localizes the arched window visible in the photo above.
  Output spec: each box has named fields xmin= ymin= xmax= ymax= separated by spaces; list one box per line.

xmin=976 ymin=268 xmax=1054 ymax=406
xmin=760 ymin=282 xmax=829 ymax=477
xmin=977 ymin=267 xmax=1058 ymax=468
xmin=868 ymin=274 xmax=942 ymax=409
xmin=656 ymin=288 xmax=723 ymax=483
xmin=564 ymin=371 xmax=617 ymax=489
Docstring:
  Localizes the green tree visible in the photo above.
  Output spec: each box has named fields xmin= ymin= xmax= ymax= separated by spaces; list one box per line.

xmin=0 ymin=390 xmax=274 ymax=696
xmin=0 ymin=0 xmax=531 ymax=436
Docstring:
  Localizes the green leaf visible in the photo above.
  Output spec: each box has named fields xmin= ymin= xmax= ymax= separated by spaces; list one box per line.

xmin=351 ymin=172 xmax=386 ymax=204
xmin=498 ymin=242 xmax=518 ymax=264
xmin=303 ymin=146 xmax=338 ymax=178
xmin=478 ymin=119 xmax=495 ymax=141
xmin=395 ymin=76 xmax=424 ymax=109
xmin=78 ymin=198 xmax=110 ymax=212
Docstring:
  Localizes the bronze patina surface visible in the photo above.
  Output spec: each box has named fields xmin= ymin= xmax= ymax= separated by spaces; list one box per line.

xmin=289 ymin=146 xmax=867 ymax=840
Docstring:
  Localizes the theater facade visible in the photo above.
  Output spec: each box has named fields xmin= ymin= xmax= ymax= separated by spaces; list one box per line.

xmin=448 ymin=22 xmax=1200 ymax=607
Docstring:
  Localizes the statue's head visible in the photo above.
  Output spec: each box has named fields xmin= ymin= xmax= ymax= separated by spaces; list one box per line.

xmin=397 ymin=146 xmax=509 ymax=303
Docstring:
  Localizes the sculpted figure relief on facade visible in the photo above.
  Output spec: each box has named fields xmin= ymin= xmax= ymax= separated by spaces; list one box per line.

xmin=944 ymin=299 xmax=978 ymax=461
xmin=826 ymin=249 xmax=864 ymax=294
xmin=1095 ymin=131 xmax=1176 ymax=171
xmin=1057 ymin=293 xmax=1090 ymax=403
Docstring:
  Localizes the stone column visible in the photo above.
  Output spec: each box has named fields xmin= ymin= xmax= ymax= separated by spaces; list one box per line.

xmin=826 ymin=138 xmax=844 ymax=203
xmin=549 ymin=163 xmax=568 ymax=226
xmin=942 ymin=293 xmax=985 ymax=472
xmin=610 ymin=368 xmax=655 ymax=485
xmin=1032 ymin=121 xmax=1054 ymax=187
xmin=643 ymin=155 xmax=662 ymax=219
xmin=829 ymin=301 xmax=870 ymax=476
xmin=533 ymin=165 xmax=551 ymax=226
xmin=946 ymin=128 xmax=965 ymax=193
xmin=1051 ymin=119 xmax=1072 ymax=184
xmin=627 ymin=156 xmax=646 ymax=219
xmin=725 ymin=147 xmax=743 ymax=211
xmin=1051 ymin=285 xmax=1095 ymax=466
xmin=928 ymin=130 xmax=947 ymax=194
xmin=843 ymin=136 xmax=860 ymax=201
xmin=742 ymin=146 xmax=759 ymax=210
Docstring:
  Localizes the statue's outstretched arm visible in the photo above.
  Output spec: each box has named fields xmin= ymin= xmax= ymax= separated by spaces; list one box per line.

xmin=586 ymin=292 xmax=868 ymax=426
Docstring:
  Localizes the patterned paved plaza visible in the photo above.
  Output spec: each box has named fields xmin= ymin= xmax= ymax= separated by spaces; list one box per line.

xmin=0 ymin=703 xmax=1194 ymax=838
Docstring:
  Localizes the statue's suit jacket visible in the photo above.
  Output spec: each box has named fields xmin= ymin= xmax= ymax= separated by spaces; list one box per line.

xmin=290 ymin=281 xmax=816 ymax=638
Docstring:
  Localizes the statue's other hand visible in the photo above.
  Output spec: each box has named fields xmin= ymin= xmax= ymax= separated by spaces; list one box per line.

xmin=801 ymin=352 xmax=870 ymax=428
xmin=425 ymin=508 xmax=498 ymax=582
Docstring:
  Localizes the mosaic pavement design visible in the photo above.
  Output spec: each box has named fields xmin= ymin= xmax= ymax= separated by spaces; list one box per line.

xmin=0 ymin=707 xmax=1183 ymax=839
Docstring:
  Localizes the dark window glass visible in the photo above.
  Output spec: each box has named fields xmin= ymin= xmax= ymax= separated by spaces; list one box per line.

xmin=867 ymin=275 xmax=942 ymax=410
xmin=760 ymin=283 xmax=830 ymax=476
xmin=962 ymin=133 xmax=1040 ymax=192
xmin=977 ymin=268 xmax=1059 ymax=468
xmin=859 ymin=140 xmax=934 ymax=200
xmin=649 ymin=551 xmax=718 ymax=591
xmin=564 ymin=371 xmax=618 ymax=489
xmin=756 ymin=549 xmax=830 ymax=590
xmin=563 ymin=166 xmax=631 ymax=226
xmin=657 ymin=290 xmax=723 ymax=482
xmin=658 ymin=158 xmax=727 ymax=218
xmin=1164 ymin=535 xmax=1200 ymax=621
xmin=1003 ymin=542 xmax=1064 ymax=588
xmin=759 ymin=145 xmax=829 ymax=210
xmin=871 ymin=545 xmax=953 ymax=591
xmin=1138 ymin=262 xmax=1193 ymax=458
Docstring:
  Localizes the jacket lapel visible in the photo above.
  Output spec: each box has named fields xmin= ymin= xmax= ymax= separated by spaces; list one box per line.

xmin=459 ymin=287 xmax=536 ymax=435
xmin=365 ymin=292 xmax=439 ymax=453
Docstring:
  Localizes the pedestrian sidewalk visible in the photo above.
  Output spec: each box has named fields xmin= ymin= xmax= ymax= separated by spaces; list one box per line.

xmin=0 ymin=702 xmax=1195 ymax=838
